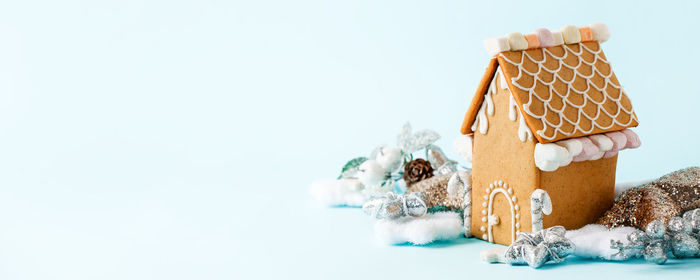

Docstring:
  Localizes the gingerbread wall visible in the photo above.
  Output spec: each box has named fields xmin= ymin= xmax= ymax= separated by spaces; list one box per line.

xmin=540 ymin=156 xmax=617 ymax=230
xmin=470 ymin=70 xmax=538 ymax=245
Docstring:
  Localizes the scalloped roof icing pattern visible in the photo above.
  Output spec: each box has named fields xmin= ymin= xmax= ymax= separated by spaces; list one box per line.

xmin=496 ymin=41 xmax=638 ymax=143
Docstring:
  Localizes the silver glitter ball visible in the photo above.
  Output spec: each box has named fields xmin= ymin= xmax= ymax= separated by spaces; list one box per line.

xmin=682 ymin=209 xmax=700 ymax=221
xmin=645 ymin=220 xmax=666 ymax=239
xmin=671 ymin=233 xmax=700 ymax=258
xmin=627 ymin=231 xmax=647 ymax=245
xmin=683 ymin=209 xmax=700 ymax=233
xmin=667 ymin=217 xmax=692 ymax=234
xmin=643 ymin=243 xmax=668 ymax=264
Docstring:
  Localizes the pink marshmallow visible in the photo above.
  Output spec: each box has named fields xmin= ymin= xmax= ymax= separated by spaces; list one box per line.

xmin=603 ymin=151 xmax=619 ymax=158
xmin=621 ymin=129 xmax=641 ymax=149
xmin=603 ymin=131 xmax=627 ymax=158
xmin=572 ymin=137 xmax=600 ymax=162
xmin=534 ymin=28 xmax=554 ymax=47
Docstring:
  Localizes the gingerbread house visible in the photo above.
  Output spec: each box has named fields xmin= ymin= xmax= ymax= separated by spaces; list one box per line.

xmin=459 ymin=23 xmax=641 ymax=245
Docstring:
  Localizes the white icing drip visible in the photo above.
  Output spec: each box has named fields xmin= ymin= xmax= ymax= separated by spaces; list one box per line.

xmin=471 ymin=70 xmax=499 ymax=134
xmin=499 ymin=68 xmax=508 ymax=90
xmin=473 ymin=67 xmax=535 ymax=142
xmin=508 ymin=94 xmax=518 ymax=121
xmin=517 ymin=114 xmax=533 ymax=142
xmin=498 ymin=43 xmax=639 ymax=141
xmin=508 ymin=90 xmax=534 ymax=142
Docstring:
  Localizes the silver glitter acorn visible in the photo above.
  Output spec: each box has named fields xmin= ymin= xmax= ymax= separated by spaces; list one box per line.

xmin=362 ymin=192 xmax=427 ymax=220
xmin=645 ymin=220 xmax=666 ymax=239
xmin=503 ymin=226 xmax=575 ymax=268
xmin=643 ymin=242 xmax=667 ymax=264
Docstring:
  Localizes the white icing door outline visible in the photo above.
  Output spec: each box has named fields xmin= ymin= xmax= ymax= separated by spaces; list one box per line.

xmin=486 ymin=188 xmax=516 ymax=243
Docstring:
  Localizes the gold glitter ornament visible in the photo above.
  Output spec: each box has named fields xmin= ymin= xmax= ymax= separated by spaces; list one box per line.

xmin=647 ymin=167 xmax=700 ymax=212
xmin=597 ymin=186 xmax=681 ymax=229
xmin=598 ymin=167 xmax=700 ymax=230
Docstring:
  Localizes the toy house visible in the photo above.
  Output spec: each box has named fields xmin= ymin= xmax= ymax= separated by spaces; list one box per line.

xmin=459 ymin=24 xmax=641 ymax=245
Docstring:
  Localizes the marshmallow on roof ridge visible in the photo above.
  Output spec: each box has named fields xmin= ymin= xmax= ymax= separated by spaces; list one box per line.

xmin=482 ymin=23 xmax=612 ymax=57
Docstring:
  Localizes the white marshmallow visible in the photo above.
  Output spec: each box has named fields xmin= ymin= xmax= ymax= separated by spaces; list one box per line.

xmin=484 ymin=37 xmax=510 ymax=57
xmin=551 ymin=31 xmax=565 ymax=46
xmin=561 ymin=25 xmax=581 ymax=44
xmin=506 ymin=32 xmax=528 ymax=51
xmin=554 ymin=138 xmax=584 ymax=166
xmin=589 ymin=22 xmax=611 ymax=42
xmin=588 ymin=134 xmax=614 ymax=160
xmin=534 ymin=143 xmax=570 ymax=172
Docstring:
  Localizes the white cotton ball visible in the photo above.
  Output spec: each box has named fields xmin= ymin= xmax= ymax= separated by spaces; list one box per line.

xmin=374 ymin=212 xmax=464 ymax=245
xmin=357 ymin=160 xmax=386 ymax=186
xmin=375 ymin=146 xmax=402 ymax=171
xmin=339 ymin=178 xmax=363 ymax=191
xmin=309 ymin=179 xmax=368 ymax=207
xmin=566 ymin=224 xmax=639 ymax=260
xmin=453 ymin=135 xmax=473 ymax=162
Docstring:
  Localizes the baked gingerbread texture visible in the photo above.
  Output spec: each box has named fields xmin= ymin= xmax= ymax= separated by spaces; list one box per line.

xmin=598 ymin=167 xmax=700 ymax=229
xmin=460 ymin=24 xmax=641 ymax=245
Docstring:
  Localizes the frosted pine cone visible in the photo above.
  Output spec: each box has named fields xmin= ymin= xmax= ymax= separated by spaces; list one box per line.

xmin=403 ymin=159 xmax=434 ymax=186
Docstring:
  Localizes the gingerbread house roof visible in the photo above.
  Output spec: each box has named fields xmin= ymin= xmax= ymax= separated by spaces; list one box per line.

xmin=461 ymin=24 xmax=639 ymax=144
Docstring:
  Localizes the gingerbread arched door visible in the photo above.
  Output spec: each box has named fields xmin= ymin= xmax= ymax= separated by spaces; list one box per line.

xmin=484 ymin=180 xmax=520 ymax=244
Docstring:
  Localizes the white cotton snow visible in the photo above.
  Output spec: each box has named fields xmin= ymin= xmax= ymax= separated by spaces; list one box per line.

xmin=453 ymin=135 xmax=473 ymax=163
xmin=309 ymin=179 xmax=368 ymax=207
xmin=374 ymin=212 xmax=463 ymax=245
xmin=565 ymin=224 xmax=639 ymax=260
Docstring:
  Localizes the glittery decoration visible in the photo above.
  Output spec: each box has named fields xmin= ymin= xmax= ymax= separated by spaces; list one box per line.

xmin=396 ymin=122 xmax=440 ymax=155
xmin=597 ymin=185 xmax=681 ymax=229
xmin=426 ymin=145 xmax=458 ymax=175
xmin=611 ymin=208 xmax=700 ymax=264
xmin=445 ymin=171 xmax=473 ymax=237
xmin=362 ymin=192 xmax=428 ymax=220
xmin=598 ymin=167 xmax=700 ymax=230
xmin=503 ymin=226 xmax=575 ymax=268
xmin=406 ymin=172 xmax=466 ymax=210
xmin=648 ymin=167 xmax=700 ymax=212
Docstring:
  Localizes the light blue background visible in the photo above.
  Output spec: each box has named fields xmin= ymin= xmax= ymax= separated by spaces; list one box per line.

xmin=0 ymin=0 xmax=698 ymax=279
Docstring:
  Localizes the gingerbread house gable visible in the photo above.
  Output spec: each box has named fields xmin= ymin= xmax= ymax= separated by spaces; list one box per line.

xmin=461 ymin=24 xmax=639 ymax=144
